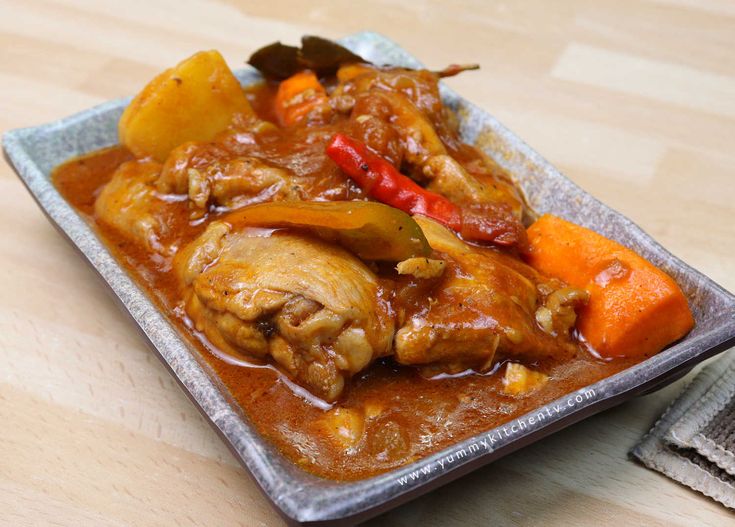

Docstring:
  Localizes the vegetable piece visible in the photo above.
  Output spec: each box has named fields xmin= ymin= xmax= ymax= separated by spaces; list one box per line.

xmin=503 ymin=363 xmax=549 ymax=396
xmin=326 ymin=133 xmax=519 ymax=245
xmin=119 ymin=50 xmax=252 ymax=162
xmin=274 ymin=70 xmax=328 ymax=126
xmin=224 ymin=200 xmax=431 ymax=261
xmin=300 ymin=35 xmax=365 ymax=76
xmin=248 ymin=35 xmax=367 ymax=80
xmin=247 ymin=41 xmax=302 ymax=80
xmin=315 ymin=408 xmax=365 ymax=449
xmin=526 ymin=214 xmax=694 ymax=359
xmin=249 ymin=35 xmax=480 ymax=81
xmin=338 ymin=63 xmax=481 ymax=83
xmin=326 ymin=133 xmax=460 ymax=226
xmin=413 ymin=215 xmax=472 ymax=255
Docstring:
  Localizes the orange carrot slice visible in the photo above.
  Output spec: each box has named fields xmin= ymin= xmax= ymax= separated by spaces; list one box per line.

xmin=274 ymin=70 xmax=328 ymax=127
xmin=526 ymin=214 xmax=694 ymax=359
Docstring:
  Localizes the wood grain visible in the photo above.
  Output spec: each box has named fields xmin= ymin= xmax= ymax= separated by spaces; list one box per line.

xmin=1 ymin=0 xmax=733 ymax=525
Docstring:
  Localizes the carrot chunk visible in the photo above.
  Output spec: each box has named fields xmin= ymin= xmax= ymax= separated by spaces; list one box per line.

xmin=526 ymin=214 xmax=694 ymax=359
xmin=274 ymin=70 xmax=328 ymax=127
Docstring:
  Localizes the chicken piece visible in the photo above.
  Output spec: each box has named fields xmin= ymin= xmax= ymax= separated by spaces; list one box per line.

xmin=336 ymin=65 xmax=483 ymax=167
xmin=393 ymin=217 xmax=585 ymax=375
xmin=535 ymin=286 xmax=590 ymax=337
xmin=94 ymin=160 xmax=174 ymax=253
xmin=344 ymin=94 xmax=405 ymax=167
xmin=423 ymin=154 xmax=524 ymax=221
xmin=335 ymin=65 xmax=451 ymax=171
xmin=350 ymin=89 xmax=447 ymax=172
xmin=334 ymin=65 xmax=446 ymax=125
xmin=421 ymin=154 xmax=527 ymax=245
xmin=167 ymin=126 xmax=363 ymax=208
xmin=156 ymin=141 xmax=229 ymax=195
xmin=156 ymin=142 xmax=305 ymax=219
xmin=175 ymin=221 xmax=394 ymax=401
xmin=182 ymin=157 xmax=301 ymax=219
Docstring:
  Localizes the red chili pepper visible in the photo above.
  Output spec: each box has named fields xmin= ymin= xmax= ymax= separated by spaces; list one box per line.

xmin=325 ymin=133 xmax=520 ymax=245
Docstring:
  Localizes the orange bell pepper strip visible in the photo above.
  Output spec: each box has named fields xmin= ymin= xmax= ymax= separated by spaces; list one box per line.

xmin=525 ymin=214 xmax=694 ymax=359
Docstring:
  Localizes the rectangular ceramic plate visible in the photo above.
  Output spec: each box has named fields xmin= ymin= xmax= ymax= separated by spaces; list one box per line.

xmin=4 ymin=32 xmax=735 ymax=526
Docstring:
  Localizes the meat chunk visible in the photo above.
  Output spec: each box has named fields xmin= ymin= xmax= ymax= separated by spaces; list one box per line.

xmin=349 ymin=90 xmax=446 ymax=170
xmin=175 ymin=221 xmax=394 ymax=401
xmin=344 ymin=94 xmax=404 ymax=167
xmin=157 ymin=142 xmax=305 ymax=219
xmin=94 ymin=160 xmax=173 ymax=253
xmin=422 ymin=154 xmax=527 ymax=246
xmin=156 ymin=124 xmax=364 ymax=217
xmin=393 ymin=217 xmax=585 ymax=375
xmin=334 ymin=65 xmax=447 ymax=126
xmin=423 ymin=154 xmax=524 ymax=221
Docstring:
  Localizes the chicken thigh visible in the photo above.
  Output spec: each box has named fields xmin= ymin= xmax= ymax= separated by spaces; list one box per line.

xmin=156 ymin=141 xmax=305 ymax=219
xmin=175 ymin=221 xmax=394 ymax=401
xmin=394 ymin=217 xmax=587 ymax=375
xmin=94 ymin=159 xmax=175 ymax=253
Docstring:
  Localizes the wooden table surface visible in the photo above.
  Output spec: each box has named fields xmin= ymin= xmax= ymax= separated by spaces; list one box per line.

xmin=1 ymin=0 xmax=734 ymax=525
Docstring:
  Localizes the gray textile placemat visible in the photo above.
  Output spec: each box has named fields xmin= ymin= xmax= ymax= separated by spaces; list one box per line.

xmin=631 ymin=351 xmax=735 ymax=509
xmin=666 ymin=355 xmax=735 ymax=476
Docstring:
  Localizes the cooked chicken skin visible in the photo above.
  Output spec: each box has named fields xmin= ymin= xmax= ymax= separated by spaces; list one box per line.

xmin=334 ymin=65 xmax=447 ymax=126
xmin=352 ymin=90 xmax=446 ymax=169
xmin=157 ymin=142 xmax=309 ymax=219
xmin=94 ymin=160 xmax=173 ymax=253
xmin=393 ymin=217 xmax=584 ymax=375
xmin=422 ymin=154 xmax=524 ymax=221
xmin=175 ymin=221 xmax=394 ymax=401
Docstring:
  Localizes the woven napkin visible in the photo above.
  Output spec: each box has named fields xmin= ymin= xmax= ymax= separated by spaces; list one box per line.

xmin=631 ymin=350 xmax=735 ymax=509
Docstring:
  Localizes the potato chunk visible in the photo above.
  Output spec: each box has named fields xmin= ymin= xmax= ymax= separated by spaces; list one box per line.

xmin=315 ymin=408 xmax=365 ymax=449
xmin=502 ymin=363 xmax=549 ymax=396
xmin=119 ymin=50 xmax=253 ymax=162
